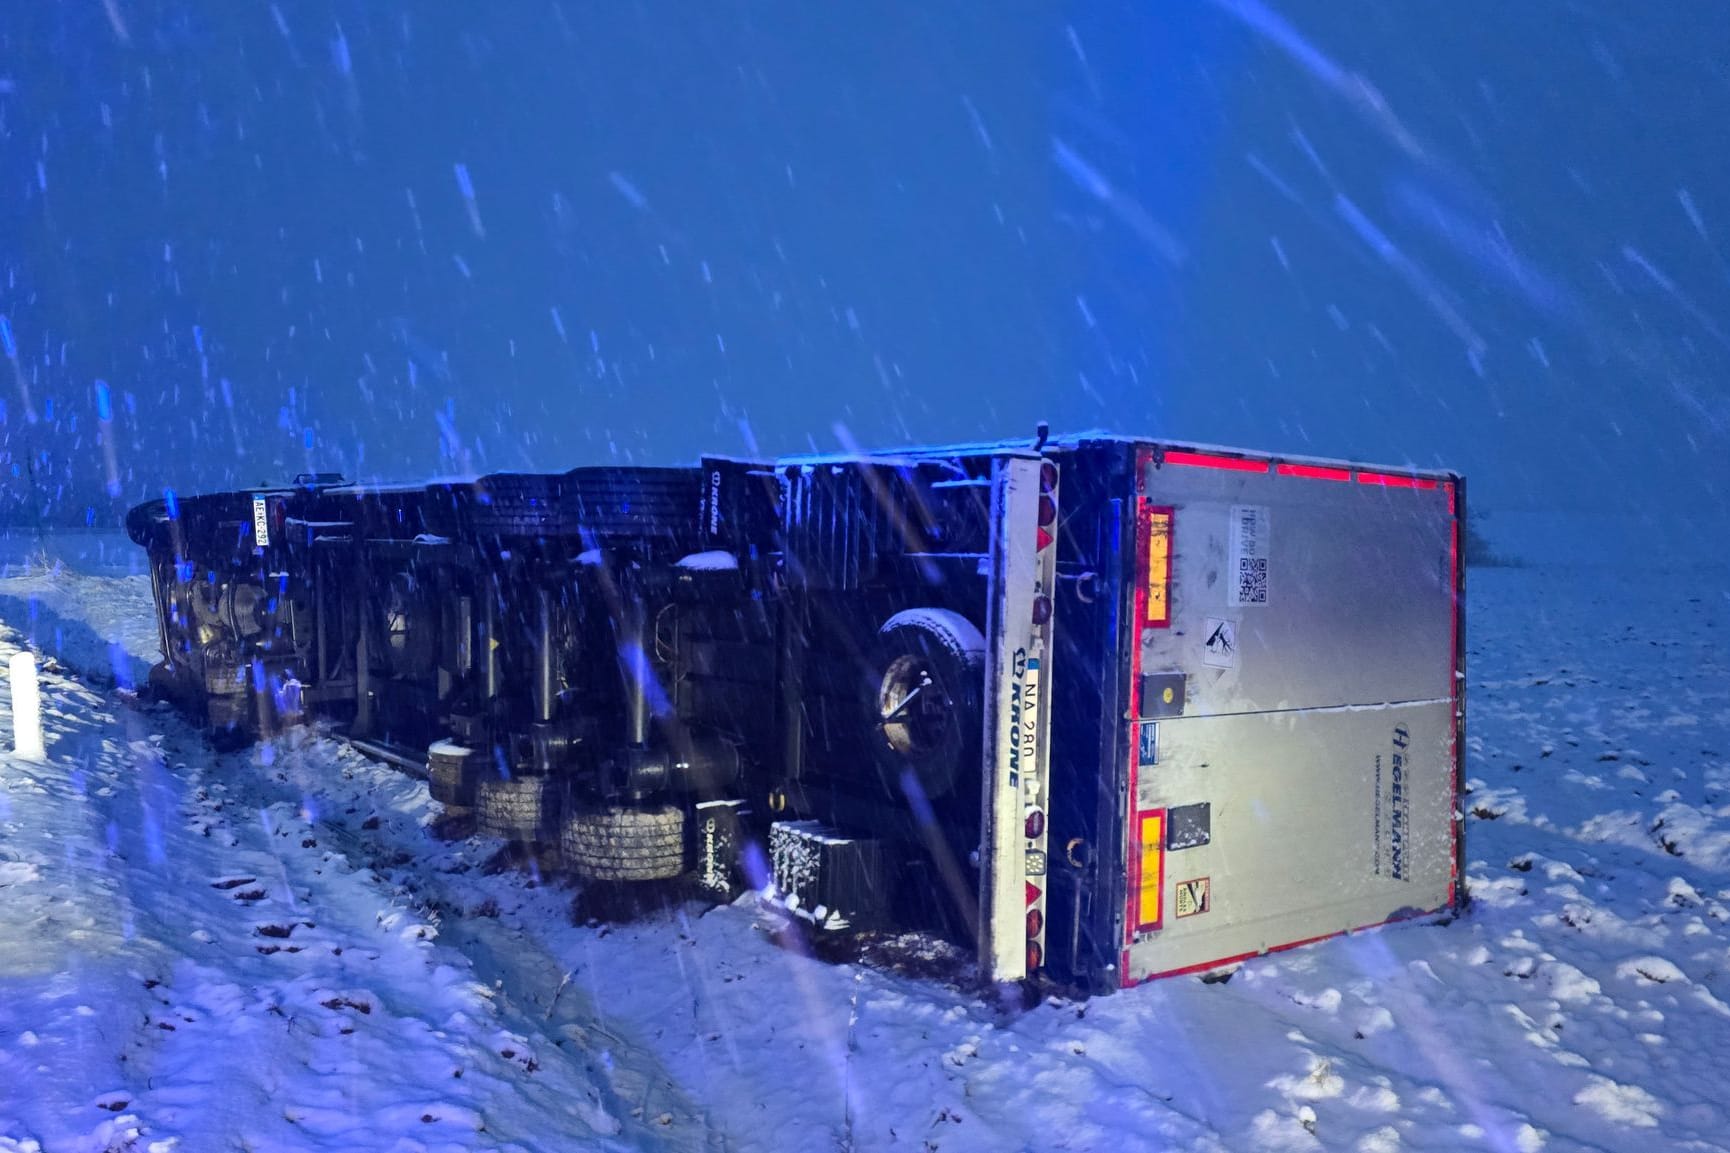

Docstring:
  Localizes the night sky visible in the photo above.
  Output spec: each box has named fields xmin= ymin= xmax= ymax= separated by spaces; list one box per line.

xmin=1 ymin=2 xmax=1725 ymax=549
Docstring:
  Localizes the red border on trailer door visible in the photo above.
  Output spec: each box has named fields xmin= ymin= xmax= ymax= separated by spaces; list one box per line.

xmin=1357 ymin=470 xmax=1440 ymax=490
xmin=1164 ymin=449 xmax=1269 ymax=474
xmin=1446 ymin=477 xmax=1465 ymax=909
xmin=1122 ymin=493 xmax=1152 ymax=980
xmin=1275 ymin=462 xmax=1352 ymax=482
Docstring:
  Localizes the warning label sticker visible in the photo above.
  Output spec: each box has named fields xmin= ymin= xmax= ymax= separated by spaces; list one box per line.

xmin=1228 ymin=505 xmax=1269 ymax=607
xmin=1202 ymin=617 xmax=1237 ymax=669
xmin=1175 ymin=877 xmax=1210 ymax=918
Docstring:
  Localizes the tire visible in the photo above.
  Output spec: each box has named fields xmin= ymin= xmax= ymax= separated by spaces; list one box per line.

xmin=560 ymin=805 xmax=687 ymax=882
xmin=870 ymin=609 xmax=987 ymax=800
xmin=476 ymin=776 xmax=562 ymax=844
xmin=427 ymin=743 xmax=480 ymax=808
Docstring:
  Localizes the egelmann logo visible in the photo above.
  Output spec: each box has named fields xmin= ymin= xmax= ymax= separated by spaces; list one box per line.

xmin=1389 ymin=724 xmax=1410 ymax=881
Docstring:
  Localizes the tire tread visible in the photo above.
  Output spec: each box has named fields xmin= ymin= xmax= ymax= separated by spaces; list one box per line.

xmin=561 ymin=805 xmax=686 ymax=882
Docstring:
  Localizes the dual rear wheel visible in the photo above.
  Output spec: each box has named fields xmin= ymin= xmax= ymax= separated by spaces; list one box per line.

xmin=434 ymin=744 xmax=687 ymax=882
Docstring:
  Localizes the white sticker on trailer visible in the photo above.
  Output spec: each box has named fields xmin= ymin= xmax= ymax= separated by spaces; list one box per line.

xmin=1017 ymin=657 xmax=1042 ymax=792
xmin=252 ymin=496 xmax=270 ymax=547
xmin=1228 ymin=505 xmax=1269 ymax=606
xmin=979 ymin=455 xmax=1056 ymax=985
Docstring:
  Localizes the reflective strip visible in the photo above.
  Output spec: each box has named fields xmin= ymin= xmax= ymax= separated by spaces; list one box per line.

xmin=1138 ymin=812 xmax=1165 ymax=931
xmin=1145 ymin=507 xmax=1173 ymax=627
xmin=1164 ymin=450 xmax=1269 ymax=473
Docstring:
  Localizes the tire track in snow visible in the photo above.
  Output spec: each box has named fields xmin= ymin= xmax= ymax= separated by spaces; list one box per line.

xmin=0 ymin=623 xmax=700 ymax=1151
xmin=216 ymin=729 xmax=731 ymax=1151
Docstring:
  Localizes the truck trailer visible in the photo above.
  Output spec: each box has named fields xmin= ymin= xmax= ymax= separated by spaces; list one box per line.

xmin=125 ymin=433 xmax=1464 ymax=993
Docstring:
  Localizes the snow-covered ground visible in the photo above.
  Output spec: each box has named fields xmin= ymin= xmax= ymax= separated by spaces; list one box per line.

xmin=2 ymin=539 xmax=1728 ymax=1152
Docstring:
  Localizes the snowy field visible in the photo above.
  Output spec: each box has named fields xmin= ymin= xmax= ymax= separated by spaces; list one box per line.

xmin=2 ymin=536 xmax=1728 ymax=1152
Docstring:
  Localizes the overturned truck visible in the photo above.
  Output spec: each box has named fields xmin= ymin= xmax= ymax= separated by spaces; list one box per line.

xmin=126 ymin=434 xmax=1464 ymax=992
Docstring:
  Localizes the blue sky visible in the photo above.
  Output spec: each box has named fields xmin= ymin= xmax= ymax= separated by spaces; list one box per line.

xmin=0 ymin=2 xmax=1724 ymax=541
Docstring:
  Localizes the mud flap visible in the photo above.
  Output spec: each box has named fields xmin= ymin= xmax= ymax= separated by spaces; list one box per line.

xmin=694 ymin=799 xmax=750 ymax=900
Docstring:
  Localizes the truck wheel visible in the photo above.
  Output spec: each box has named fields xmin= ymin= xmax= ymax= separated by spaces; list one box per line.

xmin=871 ymin=609 xmax=987 ymax=800
xmin=476 ymin=776 xmax=562 ymax=844
xmin=427 ymin=742 xmax=480 ymax=808
xmin=561 ymin=805 xmax=687 ymax=882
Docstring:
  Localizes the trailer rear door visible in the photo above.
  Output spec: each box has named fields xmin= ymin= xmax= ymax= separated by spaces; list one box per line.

xmin=1121 ymin=450 xmax=1462 ymax=984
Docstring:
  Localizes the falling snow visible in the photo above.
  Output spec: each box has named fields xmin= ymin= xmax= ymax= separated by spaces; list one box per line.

xmin=0 ymin=1 xmax=1725 ymax=1148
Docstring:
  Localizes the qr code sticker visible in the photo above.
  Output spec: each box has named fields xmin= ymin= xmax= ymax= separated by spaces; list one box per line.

xmin=1236 ymin=557 xmax=1269 ymax=604
xmin=1228 ymin=505 xmax=1270 ymax=606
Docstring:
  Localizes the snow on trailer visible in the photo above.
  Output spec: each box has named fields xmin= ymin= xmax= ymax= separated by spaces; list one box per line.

xmin=122 ymin=434 xmax=1463 ymax=996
